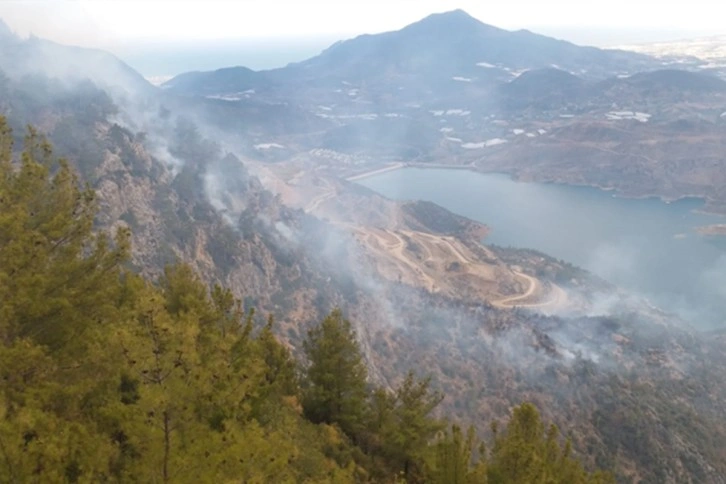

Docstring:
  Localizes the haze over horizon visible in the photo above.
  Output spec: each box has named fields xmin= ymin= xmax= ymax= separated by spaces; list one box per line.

xmin=0 ymin=0 xmax=724 ymax=77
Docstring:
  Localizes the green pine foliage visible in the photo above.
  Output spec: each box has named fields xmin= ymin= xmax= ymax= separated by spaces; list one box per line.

xmin=0 ymin=117 xmax=613 ymax=482
xmin=486 ymin=403 xmax=615 ymax=484
xmin=302 ymin=308 xmax=370 ymax=438
xmin=431 ymin=425 xmax=487 ymax=484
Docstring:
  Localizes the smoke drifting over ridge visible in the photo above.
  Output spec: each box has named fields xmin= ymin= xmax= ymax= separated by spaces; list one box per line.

xmin=0 ymin=14 xmax=720 ymax=390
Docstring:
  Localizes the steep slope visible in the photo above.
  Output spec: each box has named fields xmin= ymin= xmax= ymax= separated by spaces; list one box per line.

xmin=0 ymin=69 xmax=330 ymax=325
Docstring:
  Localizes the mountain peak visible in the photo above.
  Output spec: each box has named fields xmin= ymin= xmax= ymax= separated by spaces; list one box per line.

xmin=419 ymin=9 xmax=480 ymax=24
xmin=434 ymin=9 xmax=476 ymax=20
xmin=404 ymin=9 xmax=501 ymax=36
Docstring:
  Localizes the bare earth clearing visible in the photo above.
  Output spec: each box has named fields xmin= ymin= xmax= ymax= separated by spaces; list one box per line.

xmin=349 ymin=226 xmax=566 ymax=310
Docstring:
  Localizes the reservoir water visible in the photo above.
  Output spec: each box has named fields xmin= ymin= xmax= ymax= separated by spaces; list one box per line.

xmin=357 ymin=168 xmax=726 ymax=329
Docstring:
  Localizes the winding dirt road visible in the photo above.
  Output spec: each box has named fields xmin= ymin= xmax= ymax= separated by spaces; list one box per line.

xmin=409 ymin=231 xmax=469 ymax=265
xmin=493 ymin=271 xmax=539 ymax=306
xmin=492 ymin=271 xmax=567 ymax=309
xmin=354 ymin=228 xmax=438 ymax=291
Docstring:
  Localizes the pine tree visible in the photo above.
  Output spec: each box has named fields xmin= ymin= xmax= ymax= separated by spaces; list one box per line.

xmin=487 ymin=403 xmax=615 ymax=484
xmin=432 ymin=425 xmax=487 ymax=484
xmin=0 ymin=120 xmax=129 ymax=352
xmin=378 ymin=372 xmax=445 ymax=482
xmin=110 ymin=268 xmax=309 ymax=483
xmin=302 ymin=309 xmax=369 ymax=440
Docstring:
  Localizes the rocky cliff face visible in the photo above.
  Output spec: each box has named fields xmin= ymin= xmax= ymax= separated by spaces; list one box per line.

xmin=92 ymin=124 xmax=328 ymax=322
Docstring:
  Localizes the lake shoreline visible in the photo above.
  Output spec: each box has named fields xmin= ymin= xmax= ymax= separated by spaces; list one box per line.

xmin=349 ymin=162 xmax=726 ymax=216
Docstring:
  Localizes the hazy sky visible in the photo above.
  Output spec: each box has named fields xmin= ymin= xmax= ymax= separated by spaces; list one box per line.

xmin=1 ymin=0 xmax=723 ymax=47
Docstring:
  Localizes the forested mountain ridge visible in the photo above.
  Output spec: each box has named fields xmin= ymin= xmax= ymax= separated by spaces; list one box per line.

xmin=0 ymin=120 xmax=613 ymax=482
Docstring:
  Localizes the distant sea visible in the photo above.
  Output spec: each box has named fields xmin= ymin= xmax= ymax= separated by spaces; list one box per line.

xmin=113 ymin=37 xmax=337 ymax=84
